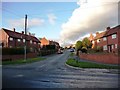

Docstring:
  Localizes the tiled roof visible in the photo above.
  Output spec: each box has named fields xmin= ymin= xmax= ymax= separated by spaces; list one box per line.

xmin=104 ymin=25 xmax=120 ymax=36
xmin=94 ymin=31 xmax=106 ymax=40
xmin=94 ymin=25 xmax=120 ymax=40
xmin=2 ymin=28 xmax=40 ymax=43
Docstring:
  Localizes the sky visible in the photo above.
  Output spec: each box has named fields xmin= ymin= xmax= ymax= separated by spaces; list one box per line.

xmin=1 ymin=0 xmax=120 ymax=47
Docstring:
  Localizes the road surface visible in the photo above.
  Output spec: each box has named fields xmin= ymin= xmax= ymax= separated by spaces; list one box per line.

xmin=2 ymin=50 xmax=119 ymax=88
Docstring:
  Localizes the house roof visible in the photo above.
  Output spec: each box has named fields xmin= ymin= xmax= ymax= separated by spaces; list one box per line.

xmin=2 ymin=28 xmax=40 ymax=43
xmin=94 ymin=25 xmax=120 ymax=40
xmin=104 ymin=25 xmax=120 ymax=36
xmin=94 ymin=31 xmax=106 ymax=40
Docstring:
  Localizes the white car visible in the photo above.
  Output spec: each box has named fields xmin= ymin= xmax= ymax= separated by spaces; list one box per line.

xmin=57 ymin=49 xmax=63 ymax=54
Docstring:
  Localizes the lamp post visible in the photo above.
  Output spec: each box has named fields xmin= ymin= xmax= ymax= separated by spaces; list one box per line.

xmin=24 ymin=14 xmax=27 ymax=61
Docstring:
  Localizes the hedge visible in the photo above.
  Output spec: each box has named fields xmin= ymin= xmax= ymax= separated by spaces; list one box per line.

xmin=39 ymin=49 xmax=57 ymax=56
xmin=2 ymin=47 xmax=30 ymax=55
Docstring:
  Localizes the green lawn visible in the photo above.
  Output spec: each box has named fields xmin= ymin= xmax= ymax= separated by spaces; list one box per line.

xmin=66 ymin=58 xmax=120 ymax=69
xmin=70 ymin=52 xmax=74 ymax=56
xmin=2 ymin=57 xmax=45 ymax=65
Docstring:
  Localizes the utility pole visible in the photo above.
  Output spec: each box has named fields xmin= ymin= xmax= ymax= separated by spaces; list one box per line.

xmin=24 ymin=14 xmax=27 ymax=61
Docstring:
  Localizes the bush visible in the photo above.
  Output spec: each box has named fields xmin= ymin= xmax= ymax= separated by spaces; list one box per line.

xmin=81 ymin=47 xmax=87 ymax=53
xmin=93 ymin=46 xmax=103 ymax=52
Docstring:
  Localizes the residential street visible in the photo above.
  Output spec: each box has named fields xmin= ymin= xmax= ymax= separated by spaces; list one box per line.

xmin=2 ymin=50 xmax=119 ymax=88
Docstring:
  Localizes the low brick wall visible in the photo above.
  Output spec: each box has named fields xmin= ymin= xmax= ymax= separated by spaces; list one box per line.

xmin=79 ymin=53 xmax=120 ymax=64
xmin=2 ymin=53 xmax=38 ymax=61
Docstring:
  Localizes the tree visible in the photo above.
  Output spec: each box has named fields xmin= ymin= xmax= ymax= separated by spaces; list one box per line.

xmin=75 ymin=41 xmax=83 ymax=51
xmin=82 ymin=37 xmax=92 ymax=48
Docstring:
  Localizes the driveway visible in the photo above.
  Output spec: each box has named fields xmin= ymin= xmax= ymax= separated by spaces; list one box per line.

xmin=2 ymin=50 xmax=119 ymax=88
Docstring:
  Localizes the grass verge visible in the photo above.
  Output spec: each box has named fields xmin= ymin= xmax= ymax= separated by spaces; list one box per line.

xmin=2 ymin=57 xmax=45 ymax=65
xmin=66 ymin=58 xmax=120 ymax=69
xmin=70 ymin=52 xmax=74 ymax=56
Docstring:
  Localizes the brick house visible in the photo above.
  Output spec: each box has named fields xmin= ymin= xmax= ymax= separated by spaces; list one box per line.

xmin=40 ymin=37 xmax=49 ymax=47
xmin=103 ymin=25 xmax=120 ymax=53
xmin=93 ymin=31 xmax=106 ymax=49
xmin=0 ymin=28 xmax=41 ymax=52
xmin=40 ymin=37 xmax=60 ymax=49
xmin=92 ymin=25 xmax=120 ymax=53
xmin=49 ymin=40 xmax=60 ymax=49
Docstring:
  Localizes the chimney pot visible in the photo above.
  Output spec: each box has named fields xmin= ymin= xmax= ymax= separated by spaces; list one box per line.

xmin=13 ymin=28 xmax=15 ymax=32
xmin=106 ymin=27 xmax=110 ymax=30
xmin=29 ymin=32 xmax=31 ymax=35
xmin=96 ymin=32 xmax=99 ymax=35
xmin=22 ymin=31 xmax=24 ymax=34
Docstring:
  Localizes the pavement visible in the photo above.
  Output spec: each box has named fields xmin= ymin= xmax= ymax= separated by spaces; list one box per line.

xmin=2 ymin=50 xmax=119 ymax=88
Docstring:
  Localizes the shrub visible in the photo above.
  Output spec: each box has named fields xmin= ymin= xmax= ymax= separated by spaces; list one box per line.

xmin=93 ymin=46 xmax=103 ymax=52
xmin=81 ymin=47 xmax=87 ymax=53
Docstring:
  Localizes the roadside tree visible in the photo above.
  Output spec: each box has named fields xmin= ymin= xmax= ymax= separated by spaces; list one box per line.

xmin=82 ymin=37 xmax=92 ymax=48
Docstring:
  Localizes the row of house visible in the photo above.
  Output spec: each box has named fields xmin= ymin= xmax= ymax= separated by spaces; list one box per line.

xmin=89 ymin=25 xmax=120 ymax=53
xmin=0 ymin=28 xmax=60 ymax=52
xmin=40 ymin=37 xmax=60 ymax=49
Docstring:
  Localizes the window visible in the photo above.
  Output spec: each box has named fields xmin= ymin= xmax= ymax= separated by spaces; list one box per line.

xmin=115 ymin=44 xmax=117 ymax=48
xmin=17 ymin=39 xmax=21 ymax=42
xmin=30 ymin=40 xmax=32 ymax=44
xmin=9 ymin=37 xmax=13 ymax=41
xmin=112 ymin=45 xmax=114 ymax=49
xmin=103 ymin=37 xmax=107 ymax=41
xmin=23 ymin=39 xmax=25 ymax=43
xmin=97 ymin=39 xmax=100 ymax=43
xmin=112 ymin=34 xmax=116 ymax=39
xmin=103 ymin=45 xmax=107 ymax=50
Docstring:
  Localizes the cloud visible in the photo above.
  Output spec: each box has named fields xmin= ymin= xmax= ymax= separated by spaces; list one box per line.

xmin=60 ymin=0 xmax=119 ymax=46
xmin=47 ymin=13 xmax=57 ymax=25
xmin=8 ymin=18 xmax=45 ymax=29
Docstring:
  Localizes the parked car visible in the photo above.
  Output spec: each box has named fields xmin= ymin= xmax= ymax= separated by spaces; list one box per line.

xmin=69 ymin=48 xmax=75 ymax=52
xmin=57 ymin=49 xmax=63 ymax=54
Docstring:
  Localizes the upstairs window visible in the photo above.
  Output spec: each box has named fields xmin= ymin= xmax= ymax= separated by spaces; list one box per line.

xmin=112 ymin=34 xmax=116 ymax=39
xmin=97 ymin=39 xmax=100 ymax=43
xmin=30 ymin=40 xmax=32 ymax=44
xmin=17 ymin=39 xmax=21 ymax=42
xmin=9 ymin=37 xmax=13 ymax=41
xmin=103 ymin=37 xmax=107 ymax=41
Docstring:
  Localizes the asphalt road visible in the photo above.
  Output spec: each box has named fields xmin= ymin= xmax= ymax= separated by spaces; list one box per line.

xmin=2 ymin=50 xmax=119 ymax=88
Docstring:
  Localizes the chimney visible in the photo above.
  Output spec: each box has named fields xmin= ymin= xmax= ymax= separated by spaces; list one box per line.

xmin=29 ymin=32 xmax=31 ymax=36
xmin=13 ymin=28 xmax=15 ymax=32
xmin=96 ymin=32 xmax=99 ymax=35
xmin=106 ymin=27 xmax=110 ymax=30
xmin=22 ymin=31 xmax=24 ymax=34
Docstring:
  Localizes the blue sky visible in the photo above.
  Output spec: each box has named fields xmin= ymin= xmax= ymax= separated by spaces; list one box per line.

xmin=2 ymin=2 xmax=78 ymax=40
